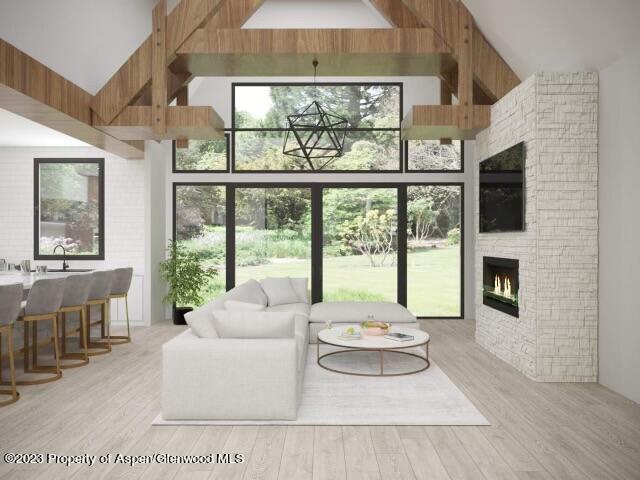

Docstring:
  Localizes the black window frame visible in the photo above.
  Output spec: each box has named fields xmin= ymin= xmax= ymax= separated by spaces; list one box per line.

xmin=231 ymin=82 xmax=404 ymax=174
xmin=172 ymin=131 xmax=231 ymax=173
xmin=34 ymin=158 xmax=105 ymax=261
xmin=172 ymin=182 xmax=464 ymax=319
xmin=404 ymin=139 xmax=465 ymax=173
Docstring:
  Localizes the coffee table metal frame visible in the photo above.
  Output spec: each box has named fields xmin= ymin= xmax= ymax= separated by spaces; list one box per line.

xmin=317 ymin=334 xmax=430 ymax=377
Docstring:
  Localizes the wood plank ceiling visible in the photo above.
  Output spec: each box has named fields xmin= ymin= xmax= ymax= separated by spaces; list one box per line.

xmin=0 ymin=0 xmax=521 ymax=158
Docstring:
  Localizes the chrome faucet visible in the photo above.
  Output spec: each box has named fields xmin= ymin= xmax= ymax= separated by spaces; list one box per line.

xmin=53 ymin=244 xmax=69 ymax=271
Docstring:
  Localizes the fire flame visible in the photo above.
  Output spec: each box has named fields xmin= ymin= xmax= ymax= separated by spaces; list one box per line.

xmin=494 ymin=274 xmax=512 ymax=299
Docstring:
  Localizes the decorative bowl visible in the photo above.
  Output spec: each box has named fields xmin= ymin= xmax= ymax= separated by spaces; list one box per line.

xmin=360 ymin=321 xmax=390 ymax=336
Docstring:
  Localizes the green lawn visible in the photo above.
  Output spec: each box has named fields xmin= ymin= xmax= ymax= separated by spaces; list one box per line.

xmin=232 ymin=246 xmax=460 ymax=317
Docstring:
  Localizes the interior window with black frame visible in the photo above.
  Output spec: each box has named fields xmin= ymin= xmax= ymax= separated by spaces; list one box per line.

xmin=232 ymin=83 xmax=402 ymax=172
xmin=406 ymin=140 xmax=464 ymax=172
xmin=34 ymin=158 xmax=104 ymax=260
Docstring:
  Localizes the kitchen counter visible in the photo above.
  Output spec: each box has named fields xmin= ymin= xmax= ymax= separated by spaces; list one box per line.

xmin=0 ymin=271 xmax=92 ymax=289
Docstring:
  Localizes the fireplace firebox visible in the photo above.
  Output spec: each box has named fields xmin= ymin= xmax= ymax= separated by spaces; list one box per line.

xmin=483 ymin=256 xmax=519 ymax=317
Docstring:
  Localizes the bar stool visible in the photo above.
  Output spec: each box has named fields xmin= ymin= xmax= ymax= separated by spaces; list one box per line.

xmin=16 ymin=278 xmax=65 ymax=385
xmin=58 ymin=274 xmax=92 ymax=368
xmin=84 ymin=270 xmax=114 ymax=356
xmin=108 ymin=268 xmax=133 ymax=345
xmin=0 ymin=284 xmax=23 ymax=406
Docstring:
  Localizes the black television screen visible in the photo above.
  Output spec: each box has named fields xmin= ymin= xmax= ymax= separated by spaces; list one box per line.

xmin=479 ymin=142 xmax=525 ymax=233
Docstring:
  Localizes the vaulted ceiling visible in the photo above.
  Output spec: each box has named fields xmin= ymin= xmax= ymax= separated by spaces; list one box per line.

xmin=1 ymin=0 xmax=637 ymax=93
xmin=1 ymin=0 xmax=638 ymax=151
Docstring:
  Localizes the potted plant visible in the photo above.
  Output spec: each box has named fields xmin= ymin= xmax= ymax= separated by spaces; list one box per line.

xmin=159 ymin=239 xmax=217 ymax=325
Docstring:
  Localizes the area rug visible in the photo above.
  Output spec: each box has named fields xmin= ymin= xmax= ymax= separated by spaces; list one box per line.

xmin=153 ymin=346 xmax=489 ymax=426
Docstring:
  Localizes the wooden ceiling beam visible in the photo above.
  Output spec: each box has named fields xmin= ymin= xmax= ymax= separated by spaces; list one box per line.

xmin=0 ymin=38 xmax=144 ymax=159
xmin=203 ymin=0 xmax=265 ymax=29
xmin=472 ymin=24 xmax=520 ymax=102
xmin=132 ymin=70 xmax=191 ymax=106
xmin=152 ymin=0 xmax=168 ymax=136
xmin=402 ymin=104 xmax=490 ymax=140
xmin=401 ymin=0 xmax=459 ymax=51
xmin=401 ymin=0 xmax=519 ymax=102
xmin=367 ymin=0 xmax=425 ymax=28
xmin=91 ymin=0 xmax=226 ymax=125
xmin=94 ymin=105 xmax=223 ymax=141
xmin=456 ymin=2 xmax=473 ymax=110
xmin=175 ymin=28 xmax=454 ymax=76
xmin=175 ymin=86 xmax=189 ymax=148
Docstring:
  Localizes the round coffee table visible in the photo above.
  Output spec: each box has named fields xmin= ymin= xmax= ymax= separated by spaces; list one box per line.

xmin=317 ymin=327 xmax=430 ymax=376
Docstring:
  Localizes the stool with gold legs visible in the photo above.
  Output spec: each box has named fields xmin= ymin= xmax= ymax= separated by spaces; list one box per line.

xmin=108 ymin=267 xmax=133 ymax=345
xmin=84 ymin=270 xmax=114 ymax=357
xmin=58 ymin=274 xmax=92 ymax=368
xmin=13 ymin=278 xmax=65 ymax=385
xmin=0 ymin=284 xmax=22 ymax=406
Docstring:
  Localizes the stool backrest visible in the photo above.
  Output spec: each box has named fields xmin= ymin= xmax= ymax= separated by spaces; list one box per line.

xmin=110 ymin=267 xmax=133 ymax=296
xmin=62 ymin=274 xmax=93 ymax=307
xmin=88 ymin=270 xmax=113 ymax=301
xmin=25 ymin=278 xmax=65 ymax=316
xmin=0 ymin=284 xmax=23 ymax=326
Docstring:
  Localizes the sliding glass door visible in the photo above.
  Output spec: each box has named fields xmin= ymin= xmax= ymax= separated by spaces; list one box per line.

xmin=173 ymin=183 xmax=462 ymax=317
xmin=174 ymin=184 xmax=227 ymax=305
xmin=322 ymin=187 xmax=398 ymax=302
xmin=235 ymin=187 xmax=312 ymax=290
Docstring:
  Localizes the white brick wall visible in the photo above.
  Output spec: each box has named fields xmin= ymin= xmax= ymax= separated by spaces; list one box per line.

xmin=475 ymin=73 xmax=598 ymax=382
xmin=0 ymin=146 xmax=147 ymax=334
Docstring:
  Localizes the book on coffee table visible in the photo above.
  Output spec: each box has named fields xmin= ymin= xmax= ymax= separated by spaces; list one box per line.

xmin=384 ymin=332 xmax=415 ymax=342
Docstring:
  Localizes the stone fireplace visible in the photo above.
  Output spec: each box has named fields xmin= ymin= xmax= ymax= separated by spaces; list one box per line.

xmin=475 ymin=72 xmax=598 ymax=382
xmin=483 ymin=257 xmax=519 ymax=318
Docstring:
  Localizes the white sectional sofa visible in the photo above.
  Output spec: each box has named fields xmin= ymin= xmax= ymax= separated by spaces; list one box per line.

xmin=161 ymin=278 xmax=419 ymax=421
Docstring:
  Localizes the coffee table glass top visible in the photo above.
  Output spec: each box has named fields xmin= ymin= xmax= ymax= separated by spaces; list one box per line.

xmin=318 ymin=326 xmax=429 ymax=349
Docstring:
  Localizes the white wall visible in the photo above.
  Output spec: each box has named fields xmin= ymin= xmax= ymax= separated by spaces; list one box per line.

xmin=0 ymin=0 xmax=155 ymax=94
xmin=0 ymin=146 xmax=147 ymax=325
xmin=145 ymin=141 xmax=171 ymax=325
xmin=243 ymin=0 xmax=391 ymax=28
xmin=598 ymin=52 xmax=640 ymax=403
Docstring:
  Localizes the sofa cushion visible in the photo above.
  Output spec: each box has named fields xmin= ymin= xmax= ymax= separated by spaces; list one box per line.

xmin=212 ymin=311 xmax=295 ymax=338
xmin=226 ymin=279 xmax=268 ymax=306
xmin=184 ymin=303 xmax=216 ymax=328
xmin=190 ymin=314 xmax=219 ymax=339
xmin=290 ymin=277 xmax=309 ymax=303
xmin=309 ymin=301 xmax=417 ymax=323
xmin=224 ymin=300 xmax=265 ymax=311
xmin=266 ymin=302 xmax=310 ymax=318
xmin=185 ymin=280 xmax=267 ymax=326
xmin=260 ymin=278 xmax=299 ymax=306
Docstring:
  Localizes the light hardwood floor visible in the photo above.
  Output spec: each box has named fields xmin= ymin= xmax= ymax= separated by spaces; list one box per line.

xmin=0 ymin=320 xmax=639 ymax=480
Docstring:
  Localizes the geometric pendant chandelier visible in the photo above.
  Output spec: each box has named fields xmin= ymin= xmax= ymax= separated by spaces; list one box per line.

xmin=283 ymin=60 xmax=349 ymax=170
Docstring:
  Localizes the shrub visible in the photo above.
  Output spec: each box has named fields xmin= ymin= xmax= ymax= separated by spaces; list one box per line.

xmin=159 ymin=240 xmax=218 ymax=307
xmin=447 ymin=227 xmax=461 ymax=245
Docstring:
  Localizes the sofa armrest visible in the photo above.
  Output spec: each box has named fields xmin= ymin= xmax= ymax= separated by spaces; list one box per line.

xmin=162 ymin=333 xmax=298 ymax=420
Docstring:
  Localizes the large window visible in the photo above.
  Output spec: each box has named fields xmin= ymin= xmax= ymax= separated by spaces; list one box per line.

xmin=322 ymin=187 xmax=398 ymax=302
xmin=406 ymin=140 xmax=464 ymax=172
xmin=172 ymin=183 xmax=463 ymax=318
xmin=34 ymin=158 xmax=104 ymax=260
xmin=173 ymin=134 xmax=230 ymax=172
xmin=174 ymin=184 xmax=227 ymax=303
xmin=232 ymin=83 xmax=402 ymax=172
xmin=235 ymin=187 xmax=312 ymax=289
xmin=172 ymin=81 xmax=465 ymax=317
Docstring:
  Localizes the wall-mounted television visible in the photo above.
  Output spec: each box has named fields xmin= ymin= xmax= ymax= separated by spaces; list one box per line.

xmin=479 ymin=142 xmax=525 ymax=233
